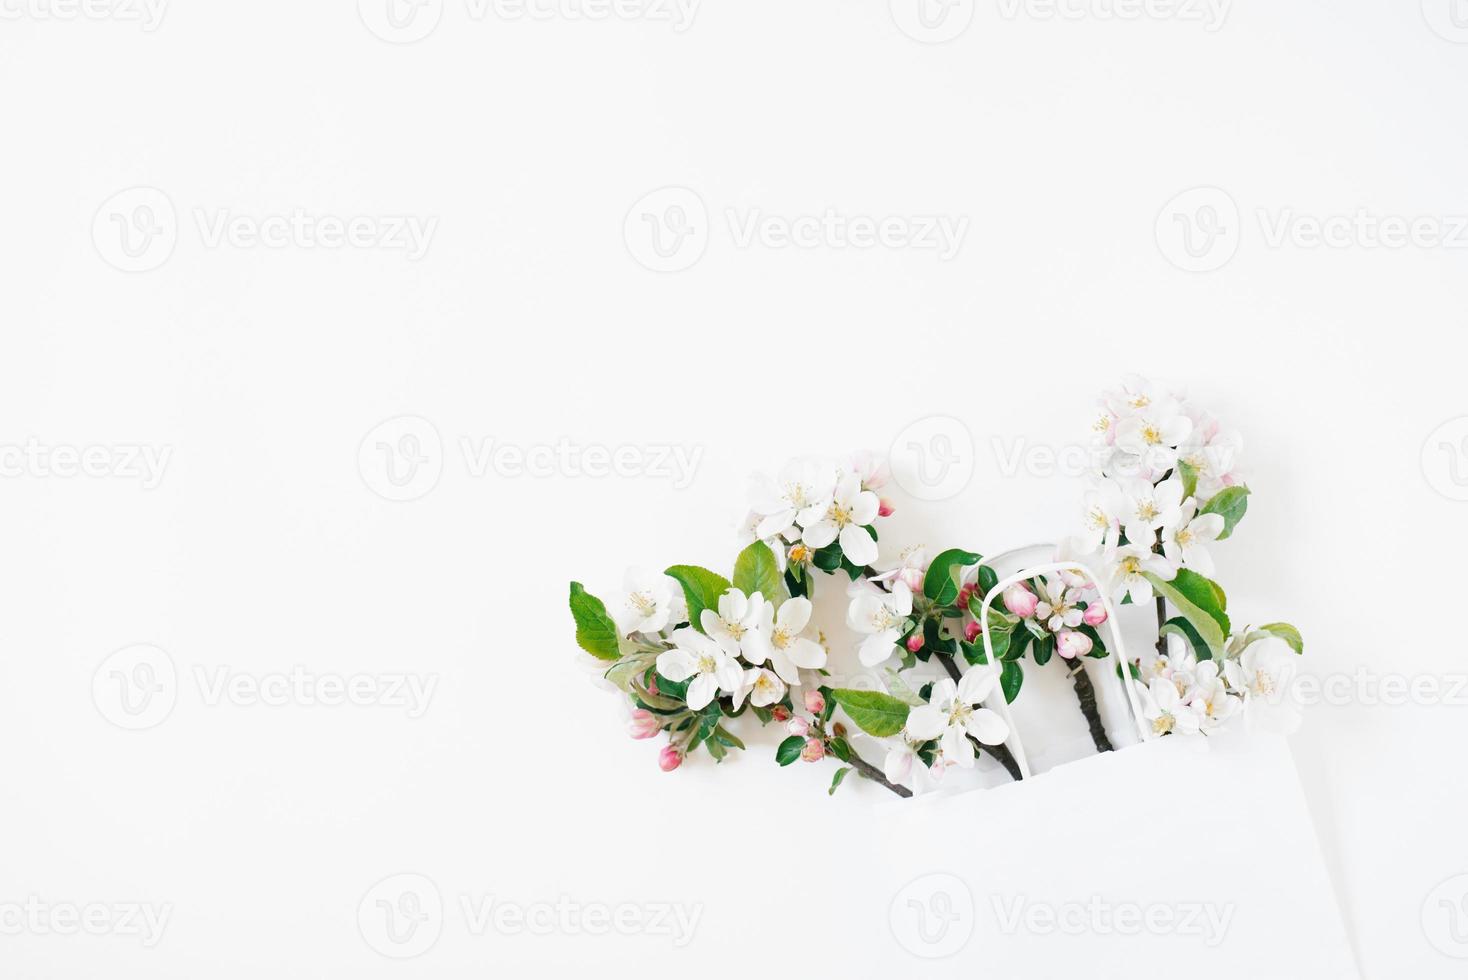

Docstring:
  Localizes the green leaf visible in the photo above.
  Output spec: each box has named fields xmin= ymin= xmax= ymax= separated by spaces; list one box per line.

xmin=923 ymin=548 xmax=982 ymax=606
xmin=1246 ymin=622 xmax=1305 ymax=655
xmin=811 ymin=543 xmax=843 ymax=573
xmin=686 ymin=702 xmax=721 ymax=754
xmin=881 ymin=669 xmax=927 ymax=707
xmin=829 ymin=688 xmax=911 ymax=738
xmin=1177 ymin=460 xmax=1199 ymax=500
xmin=569 ymin=582 xmax=621 ymax=661
xmin=733 ymin=541 xmax=786 ymax=607
xmin=664 ymin=565 xmax=733 ymax=634
xmin=1009 ymin=628 xmax=1033 ymax=663
xmin=1200 ymin=486 xmax=1250 ymax=540
xmin=705 ymin=737 xmax=727 ymax=762
xmin=1000 ymin=660 xmax=1024 ymax=703
xmin=977 ymin=564 xmax=999 ymax=598
xmin=776 ymin=735 xmax=805 ymax=766
xmin=828 ymin=737 xmax=852 ymax=762
xmin=1159 ymin=615 xmax=1217 ymax=661
xmin=712 ymin=725 xmax=746 ymax=750
xmin=1032 ymin=633 xmax=1053 ymax=666
xmin=828 ymin=766 xmax=853 ymax=795
xmin=1144 ymin=568 xmax=1230 ymax=652
xmin=604 ymin=650 xmax=658 ymax=694
xmin=989 ymin=627 xmax=1014 ymax=662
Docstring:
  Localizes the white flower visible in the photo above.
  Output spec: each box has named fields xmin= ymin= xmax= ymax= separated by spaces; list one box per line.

xmin=1188 ymin=660 xmax=1241 ymax=731
xmin=611 ymin=567 xmax=679 ymax=636
xmin=1105 ymin=545 xmax=1176 ymax=604
xmin=1161 ymin=498 xmax=1225 ymax=575
xmin=904 ymin=671 xmax=1009 ymax=769
xmin=1119 ymin=477 xmax=1184 ymax=547
xmin=870 ymin=544 xmax=928 ymax=594
xmin=743 ymin=596 xmax=827 ymax=685
xmin=883 ymin=737 xmax=944 ymax=794
xmin=655 ymin=629 xmax=744 ymax=710
xmin=847 ymin=581 xmax=913 ymax=666
xmin=1177 ymin=415 xmax=1243 ymax=503
xmin=1078 ymin=478 xmax=1128 ymax=554
xmin=1141 ymin=645 xmax=1199 ymax=697
xmin=844 ymin=449 xmax=890 ymax=492
xmin=732 ymin=667 xmax=786 ymax=710
xmin=1033 ymin=575 xmax=1086 ymax=633
xmin=1135 ymin=677 xmax=1201 ymax=736
xmin=1114 ymin=404 xmax=1193 ymax=477
xmin=1104 ymin=374 xmax=1181 ymax=418
xmin=1224 ymin=636 xmax=1301 ymax=734
xmin=800 ymin=474 xmax=880 ymax=567
xmin=750 ymin=457 xmax=836 ymax=539
xmin=700 ymin=588 xmax=767 ymax=659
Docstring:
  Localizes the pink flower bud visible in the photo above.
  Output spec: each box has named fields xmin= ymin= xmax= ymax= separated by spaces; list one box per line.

xmin=1083 ymin=603 xmax=1108 ymax=627
xmin=878 ymin=497 xmax=896 ymax=518
xmin=786 ymin=716 xmax=811 ymax=737
xmin=628 ymin=709 xmax=660 ymax=740
xmin=803 ymin=689 xmax=826 ymax=715
xmin=648 ymin=677 xmax=660 ymax=696
xmin=906 ymin=634 xmax=924 ymax=654
xmin=957 ymin=583 xmax=976 ymax=607
xmin=964 ymin=620 xmax=982 ymax=643
xmin=658 ymin=745 xmax=683 ymax=772
xmin=771 ymin=704 xmax=791 ymax=723
xmin=1056 ymin=629 xmax=1093 ymax=660
xmin=800 ymin=738 xmax=825 ymax=763
xmin=1003 ymin=583 xmax=1039 ymax=619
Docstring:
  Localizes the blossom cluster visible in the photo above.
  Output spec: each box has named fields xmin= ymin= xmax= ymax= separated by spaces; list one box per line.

xmin=567 ymin=377 xmax=1304 ymax=798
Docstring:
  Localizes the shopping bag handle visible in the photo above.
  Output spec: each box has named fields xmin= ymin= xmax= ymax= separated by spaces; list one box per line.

xmin=973 ymin=555 xmax=1153 ymax=779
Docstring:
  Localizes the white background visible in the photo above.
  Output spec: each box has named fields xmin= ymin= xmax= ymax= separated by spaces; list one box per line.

xmin=3 ymin=0 xmax=1467 ymax=976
